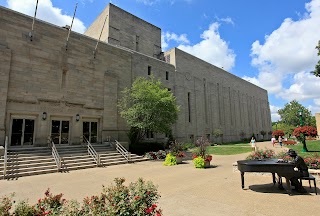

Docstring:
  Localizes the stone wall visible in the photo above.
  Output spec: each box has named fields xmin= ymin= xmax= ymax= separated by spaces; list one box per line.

xmin=0 ymin=6 xmax=172 ymax=146
xmin=316 ymin=113 xmax=320 ymax=136
xmin=165 ymin=48 xmax=272 ymax=142
xmin=85 ymin=4 xmax=162 ymax=59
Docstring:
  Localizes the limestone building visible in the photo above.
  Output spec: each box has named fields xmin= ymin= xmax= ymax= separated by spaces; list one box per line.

xmin=316 ymin=113 xmax=320 ymax=136
xmin=0 ymin=3 xmax=271 ymax=147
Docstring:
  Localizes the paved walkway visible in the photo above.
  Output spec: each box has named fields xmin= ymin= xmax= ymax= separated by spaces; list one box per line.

xmin=1 ymin=141 xmax=319 ymax=216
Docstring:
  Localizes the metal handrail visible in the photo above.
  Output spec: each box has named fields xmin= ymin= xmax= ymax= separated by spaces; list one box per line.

xmin=115 ymin=140 xmax=131 ymax=162
xmin=82 ymin=136 xmax=100 ymax=166
xmin=3 ymin=136 xmax=8 ymax=178
xmin=50 ymin=140 xmax=62 ymax=171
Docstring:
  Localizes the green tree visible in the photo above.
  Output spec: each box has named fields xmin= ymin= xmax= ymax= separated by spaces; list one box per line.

xmin=272 ymin=122 xmax=295 ymax=137
xmin=312 ymin=40 xmax=320 ymax=77
xmin=278 ymin=100 xmax=315 ymax=127
xmin=118 ymin=76 xmax=180 ymax=145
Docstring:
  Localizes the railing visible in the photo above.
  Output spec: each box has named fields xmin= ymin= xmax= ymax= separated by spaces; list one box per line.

xmin=82 ymin=136 xmax=100 ymax=166
xmin=49 ymin=139 xmax=62 ymax=171
xmin=3 ymin=136 xmax=8 ymax=178
xmin=115 ymin=140 xmax=131 ymax=162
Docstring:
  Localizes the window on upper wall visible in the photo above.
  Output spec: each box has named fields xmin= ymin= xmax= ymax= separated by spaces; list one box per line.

xmin=148 ymin=66 xmax=151 ymax=75
xmin=166 ymin=71 xmax=169 ymax=80
xmin=188 ymin=92 xmax=191 ymax=123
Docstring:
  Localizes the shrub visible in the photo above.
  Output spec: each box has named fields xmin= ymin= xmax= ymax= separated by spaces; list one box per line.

xmin=293 ymin=126 xmax=317 ymax=142
xmin=163 ymin=153 xmax=177 ymax=166
xmin=303 ymin=154 xmax=320 ymax=169
xmin=33 ymin=188 xmax=66 ymax=215
xmin=14 ymin=201 xmax=36 ymax=216
xmin=272 ymin=130 xmax=284 ymax=139
xmin=168 ymin=140 xmax=184 ymax=157
xmin=195 ymin=136 xmax=210 ymax=158
xmin=181 ymin=143 xmax=195 ymax=150
xmin=275 ymin=151 xmax=291 ymax=162
xmin=0 ymin=193 xmax=14 ymax=216
xmin=193 ymin=157 xmax=205 ymax=168
xmin=130 ymin=142 xmax=165 ymax=155
xmin=282 ymin=140 xmax=297 ymax=145
xmin=145 ymin=150 xmax=167 ymax=160
xmin=306 ymin=137 xmax=317 ymax=140
xmin=246 ymin=149 xmax=275 ymax=160
xmin=0 ymin=178 xmax=162 ymax=216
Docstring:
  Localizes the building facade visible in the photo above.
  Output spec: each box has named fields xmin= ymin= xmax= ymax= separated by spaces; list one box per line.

xmin=316 ymin=113 xmax=320 ymax=136
xmin=0 ymin=3 xmax=271 ymax=147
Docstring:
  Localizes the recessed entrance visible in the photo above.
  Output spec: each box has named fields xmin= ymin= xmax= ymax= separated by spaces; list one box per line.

xmin=51 ymin=120 xmax=69 ymax=144
xmin=83 ymin=121 xmax=97 ymax=143
xmin=10 ymin=119 xmax=35 ymax=146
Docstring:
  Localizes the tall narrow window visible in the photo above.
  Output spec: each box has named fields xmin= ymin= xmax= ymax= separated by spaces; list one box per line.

xmin=166 ymin=71 xmax=169 ymax=80
xmin=188 ymin=92 xmax=191 ymax=123
xmin=148 ymin=66 xmax=151 ymax=75
xmin=204 ymin=79 xmax=208 ymax=123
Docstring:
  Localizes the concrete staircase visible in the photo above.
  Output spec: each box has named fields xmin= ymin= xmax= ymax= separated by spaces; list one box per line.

xmin=2 ymin=144 xmax=147 ymax=179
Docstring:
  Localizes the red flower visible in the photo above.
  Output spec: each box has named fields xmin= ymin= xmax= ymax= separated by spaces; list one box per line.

xmin=146 ymin=207 xmax=153 ymax=213
xmin=134 ymin=196 xmax=140 ymax=200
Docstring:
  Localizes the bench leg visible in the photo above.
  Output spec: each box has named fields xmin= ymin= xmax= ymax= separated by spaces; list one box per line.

xmin=314 ymin=179 xmax=317 ymax=195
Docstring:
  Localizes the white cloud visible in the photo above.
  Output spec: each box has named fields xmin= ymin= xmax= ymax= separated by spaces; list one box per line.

xmin=6 ymin=0 xmax=86 ymax=33
xmin=136 ymin=0 xmax=159 ymax=6
xmin=245 ymin=0 xmax=320 ymax=110
xmin=161 ymin=32 xmax=190 ymax=49
xmin=136 ymin=0 xmax=192 ymax=6
xmin=177 ymin=22 xmax=236 ymax=70
xmin=270 ymin=105 xmax=281 ymax=122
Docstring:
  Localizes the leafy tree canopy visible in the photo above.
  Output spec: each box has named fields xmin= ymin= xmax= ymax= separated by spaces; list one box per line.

xmin=271 ymin=122 xmax=295 ymax=137
xmin=118 ymin=76 xmax=180 ymax=144
xmin=277 ymin=100 xmax=315 ymax=127
xmin=312 ymin=40 xmax=320 ymax=77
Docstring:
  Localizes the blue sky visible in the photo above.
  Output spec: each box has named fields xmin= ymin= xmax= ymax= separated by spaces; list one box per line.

xmin=1 ymin=0 xmax=320 ymax=122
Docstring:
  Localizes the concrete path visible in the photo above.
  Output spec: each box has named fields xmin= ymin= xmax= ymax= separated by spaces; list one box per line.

xmin=1 ymin=141 xmax=319 ymax=216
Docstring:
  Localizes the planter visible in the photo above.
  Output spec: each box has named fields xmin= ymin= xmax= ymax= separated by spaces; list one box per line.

xmin=204 ymin=161 xmax=210 ymax=168
xmin=176 ymin=156 xmax=183 ymax=164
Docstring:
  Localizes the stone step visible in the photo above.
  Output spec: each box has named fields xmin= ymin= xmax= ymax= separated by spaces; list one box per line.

xmin=6 ymin=160 xmax=56 ymax=169
xmin=6 ymin=164 xmax=58 ymax=174
xmin=8 ymin=156 xmax=54 ymax=163
xmin=5 ymin=168 xmax=58 ymax=179
xmin=1 ymin=145 xmax=147 ymax=179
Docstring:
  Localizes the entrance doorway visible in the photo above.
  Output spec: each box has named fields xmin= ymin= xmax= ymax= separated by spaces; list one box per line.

xmin=51 ymin=120 xmax=69 ymax=144
xmin=83 ymin=121 xmax=97 ymax=143
xmin=11 ymin=119 xmax=35 ymax=146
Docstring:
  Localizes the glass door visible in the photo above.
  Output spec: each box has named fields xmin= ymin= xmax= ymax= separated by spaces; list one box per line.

xmin=11 ymin=119 xmax=34 ymax=146
xmin=51 ymin=120 xmax=69 ymax=144
xmin=83 ymin=121 xmax=98 ymax=143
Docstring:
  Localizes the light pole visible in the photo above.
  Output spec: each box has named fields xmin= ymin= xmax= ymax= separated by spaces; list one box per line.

xmin=298 ymin=110 xmax=308 ymax=152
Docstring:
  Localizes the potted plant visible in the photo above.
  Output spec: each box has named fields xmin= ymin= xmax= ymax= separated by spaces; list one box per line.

xmin=164 ymin=140 xmax=185 ymax=165
xmin=192 ymin=136 xmax=212 ymax=168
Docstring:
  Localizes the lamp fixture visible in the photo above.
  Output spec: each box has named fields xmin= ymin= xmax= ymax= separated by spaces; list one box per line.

xmin=76 ymin=114 xmax=80 ymax=122
xmin=42 ymin=112 xmax=47 ymax=120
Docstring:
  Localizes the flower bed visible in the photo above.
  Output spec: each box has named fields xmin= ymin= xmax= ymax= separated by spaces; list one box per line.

xmin=246 ymin=149 xmax=275 ymax=160
xmin=304 ymin=157 xmax=320 ymax=169
xmin=247 ymin=149 xmax=320 ymax=170
xmin=145 ymin=150 xmax=167 ymax=160
xmin=0 ymin=178 xmax=162 ymax=216
xmin=282 ymin=140 xmax=297 ymax=145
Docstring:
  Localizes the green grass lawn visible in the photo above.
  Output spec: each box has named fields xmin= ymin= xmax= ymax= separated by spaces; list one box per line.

xmin=285 ymin=140 xmax=320 ymax=158
xmin=190 ymin=143 xmax=252 ymax=155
